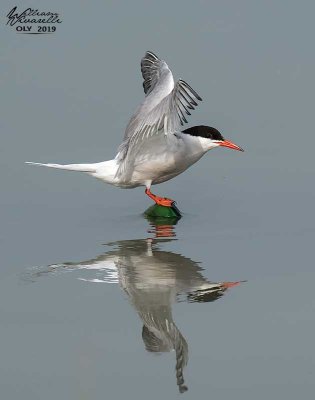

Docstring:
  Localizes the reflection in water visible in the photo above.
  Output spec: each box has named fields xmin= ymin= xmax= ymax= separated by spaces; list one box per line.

xmin=26 ymin=217 xmax=244 ymax=393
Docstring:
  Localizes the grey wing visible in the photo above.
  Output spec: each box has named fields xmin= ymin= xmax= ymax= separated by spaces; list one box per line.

xmin=116 ymin=51 xmax=202 ymax=179
xmin=141 ymin=51 xmax=164 ymax=95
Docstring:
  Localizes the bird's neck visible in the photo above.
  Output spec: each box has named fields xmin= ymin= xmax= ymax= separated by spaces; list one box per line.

xmin=180 ymin=133 xmax=210 ymax=155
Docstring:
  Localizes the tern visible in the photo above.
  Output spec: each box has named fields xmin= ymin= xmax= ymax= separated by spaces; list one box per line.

xmin=27 ymin=51 xmax=243 ymax=207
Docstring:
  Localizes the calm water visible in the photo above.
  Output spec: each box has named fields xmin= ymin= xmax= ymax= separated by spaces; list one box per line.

xmin=1 ymin=207 xmax=314 ymax=399
xmin=1 ymin=0 xmax=315 ymax=398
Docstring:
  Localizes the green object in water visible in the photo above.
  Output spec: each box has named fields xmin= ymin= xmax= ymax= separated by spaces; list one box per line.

xmin=144 ymin=204 xmax=181 ymax=219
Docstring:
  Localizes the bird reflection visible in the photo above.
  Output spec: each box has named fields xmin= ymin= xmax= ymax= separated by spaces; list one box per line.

xmin=26 ymin=216 xmax=244 ymax=393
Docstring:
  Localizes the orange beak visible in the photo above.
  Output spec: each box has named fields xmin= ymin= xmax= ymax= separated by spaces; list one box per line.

xmin=219 ymin=140 xmax=244 ymax=152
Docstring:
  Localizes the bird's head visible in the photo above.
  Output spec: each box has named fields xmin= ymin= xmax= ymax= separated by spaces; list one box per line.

xmin=182 ymin=125 xmax=244 ymax=152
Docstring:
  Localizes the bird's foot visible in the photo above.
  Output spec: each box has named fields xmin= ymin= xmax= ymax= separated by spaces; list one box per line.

xmin=155 ymin=196 xmax=175 ymax=207
xmin=145 ymin=189 xmax=175 ymax=208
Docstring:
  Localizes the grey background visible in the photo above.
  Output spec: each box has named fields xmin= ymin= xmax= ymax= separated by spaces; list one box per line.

xmin=1 ymin=0 xmax=315 ymax=399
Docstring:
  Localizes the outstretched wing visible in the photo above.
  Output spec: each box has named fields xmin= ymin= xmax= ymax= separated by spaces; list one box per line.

xmin=141 ymin=51 xmax=165 ymax=95
xmin=116 ymin=51 xmax=202 ymax=179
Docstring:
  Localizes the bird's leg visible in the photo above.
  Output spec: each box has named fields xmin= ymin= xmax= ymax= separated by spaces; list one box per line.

xmin=145 ymin=188 xmax=175 ymax=207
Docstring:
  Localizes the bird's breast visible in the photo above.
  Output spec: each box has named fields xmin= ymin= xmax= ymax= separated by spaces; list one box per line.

xmin=127 ymin=133 xmax=207 ymax=186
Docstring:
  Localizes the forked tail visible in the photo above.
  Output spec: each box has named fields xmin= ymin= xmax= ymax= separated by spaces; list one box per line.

xmin=25 ymin=162 xmax=97 ymax=173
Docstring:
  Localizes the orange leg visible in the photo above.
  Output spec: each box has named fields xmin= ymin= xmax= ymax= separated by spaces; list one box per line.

xmin=145 ymin=188 xmax=175 ymax=207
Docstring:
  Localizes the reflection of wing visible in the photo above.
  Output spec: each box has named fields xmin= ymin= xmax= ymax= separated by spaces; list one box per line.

xmin=116 ymin=51 xmax=202 ymax=178
xmin=141 ymin=319 xmax=188 ymax=393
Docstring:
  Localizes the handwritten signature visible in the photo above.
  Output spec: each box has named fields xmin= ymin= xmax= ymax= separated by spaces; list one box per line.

xmin=6 ymin=7 xmax=62 ymax=26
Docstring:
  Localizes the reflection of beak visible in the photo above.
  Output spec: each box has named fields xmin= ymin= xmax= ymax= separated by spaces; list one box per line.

xmin=221 ymin=281 xmax=243 ymax=289
xmin=219 ymin=140 xmax=244 ymax=152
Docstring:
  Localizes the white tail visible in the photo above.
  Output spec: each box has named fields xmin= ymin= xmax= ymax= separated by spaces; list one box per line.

xmin=25 ymin=162 xmax=97 ymax=173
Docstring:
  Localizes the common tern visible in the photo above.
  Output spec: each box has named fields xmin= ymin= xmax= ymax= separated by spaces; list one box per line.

xmin=27 ymin=51 xmax=243 ymax=207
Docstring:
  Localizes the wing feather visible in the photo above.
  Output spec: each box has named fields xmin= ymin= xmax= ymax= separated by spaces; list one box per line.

xmin=116 ymin=52 xmax=202 ymax=179
xmin=141 ymin=51 xmax=162 ymax=95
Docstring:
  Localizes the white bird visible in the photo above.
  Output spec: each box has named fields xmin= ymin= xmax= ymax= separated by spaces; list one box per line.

xmin=26 ymin=51 xmax=243 ymax=207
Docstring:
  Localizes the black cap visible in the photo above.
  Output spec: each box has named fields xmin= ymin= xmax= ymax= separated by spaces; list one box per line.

xmin=182 ymin=125 xmax=224 ymax=141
